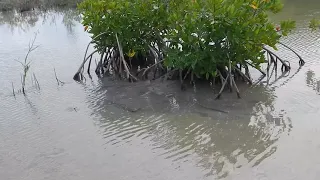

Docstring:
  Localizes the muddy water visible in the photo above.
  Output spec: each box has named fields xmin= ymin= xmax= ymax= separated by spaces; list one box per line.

xmin=1 ymin=3 xmax=320 ymax=180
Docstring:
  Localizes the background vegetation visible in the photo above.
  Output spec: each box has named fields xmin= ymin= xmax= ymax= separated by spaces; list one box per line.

xmin=0 ymin=0 xmax=82 ymax=11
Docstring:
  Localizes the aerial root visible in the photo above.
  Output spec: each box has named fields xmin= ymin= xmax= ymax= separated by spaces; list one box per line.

xmin=234 ymin=66 xmax=253 ymax=85
xmin=278 ymin=42 xmax=305 ymax=66
xmin=215 ymin=73 xmax=230 ymax=100
xmin=73 ymin=49 xmax=98 ymax=81
xmin=263 ymin=47 xmax=291 ymax=72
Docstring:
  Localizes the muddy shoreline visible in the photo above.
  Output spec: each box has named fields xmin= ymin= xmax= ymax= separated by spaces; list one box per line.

xmin=91 ymin=76 xmax=276 ymax=120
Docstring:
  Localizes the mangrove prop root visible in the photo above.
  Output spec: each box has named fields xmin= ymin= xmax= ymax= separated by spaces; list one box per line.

xmin=87 ymin=55 xmax=93 ymax=75
xmin=232 ymin=75 xmax=241 ymax=98
xmin=153 ymin=66 xmax=158 ymax=80
xmin=246 ymin=61 xmax=266 ymax=76
xmin=100 ymin=48 xmax=107 ymax=74
xmin=299 ymin=59 xmax=305 ymax=66
xmin=179 ymin=69 xmax=183 ymax=83
xmin=95 ymin=51 xmax=105 ymax=75
xmin=266 ymin=52 xmax=271 ymax=72
xmin=103 ymin=48 xmax=111 ymax=67
xmin=83 ymin=32 xmax=108 ymax=62
xmin=281 ymin=60 xmax=291 ymax=72
xmin=278 ymin=42 xmax=305 ymax=66
xmin=73 ymin=49 xmax=98 ymax=81
xmin=267 ymin=64 xmax=276 ymax=85
xmin=179 ymin=69 xmax=187 ymax=91
xmin=254 ymin=74 xmax=267 ymax=86
xmin=234 ymin=67 xmax=253 ymax=85
xmin=270 ymin=53 xmax=276 ymax=65
xmin=215 ymin=73 xmax=230 ymax=100
xmin=73 ymin=73 xmax=82 ymax=82
xmin=148 ymin=45 xmax=159 ymax=63
xmin=140 ymin=59 xmax=165 ymax=77
xmin=244 ymin=64 xmax=252 ymax=81
xmin=228 ymin=59 xmax=232 ymax=93
xmin=116 ymin=33 xmax=138 ymax=81
xmin=263 ymin=47 xmax=290 ymax=71
xmin=105 ymin=58 xmax=112 ymax=75
xmin=183 ymin=68 xmax=191 ymax=81
xmin=212 ymin=76 xmax=216 ymax=88
xmin=191 ymin=72 xmax=197 ymax=93
xmin=163 ymin=68 xmax=176 ymax=81
xmin=217 ymin=70 xmax=226 ymax=84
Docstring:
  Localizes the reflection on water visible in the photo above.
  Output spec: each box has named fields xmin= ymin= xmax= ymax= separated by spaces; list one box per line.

xmin=83 ymin=79 xmax=292 ymax=179
xmin=306 ymin=70 xmax=320 ymax=94
xmin=1 ymin=1 xmax=320 ymax=180
xmin=0 ymin=8 xmax=80 ymax=33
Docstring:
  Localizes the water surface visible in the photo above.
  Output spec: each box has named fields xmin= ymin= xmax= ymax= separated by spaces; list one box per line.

xmin=1 ymin=3 xmax=320 ymax=180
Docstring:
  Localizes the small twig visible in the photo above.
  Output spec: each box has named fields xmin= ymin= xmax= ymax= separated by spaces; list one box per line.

xmin=15 ymin=33 xmax=39 ymax=95
xmin=24 ymin=33 xmax=39 ymax=65
xmin=12 ymin=82 xmax=15 ymax=97
xmin=54 ymin=68 xmax=65 ymax=86
xmin=33 ymin=73 xmax=40 ymax=90
xmin=21 ymin=74 xmax=25 ymax=95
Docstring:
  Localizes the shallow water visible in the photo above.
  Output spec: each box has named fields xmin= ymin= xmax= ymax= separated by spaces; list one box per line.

xmin=1 ymin=3 xmax=320 ymax=180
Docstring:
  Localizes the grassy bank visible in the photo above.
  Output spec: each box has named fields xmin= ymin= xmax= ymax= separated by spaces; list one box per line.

xmin=0 ymin=0 xmax=82 ymax=12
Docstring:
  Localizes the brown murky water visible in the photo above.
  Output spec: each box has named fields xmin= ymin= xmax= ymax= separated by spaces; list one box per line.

xmin=1 ymin=2 xmax=320 ymax=180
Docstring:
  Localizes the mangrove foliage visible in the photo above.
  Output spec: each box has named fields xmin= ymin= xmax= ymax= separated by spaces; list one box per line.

xmin=74 ymin=0 xmax=301 ymax=97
